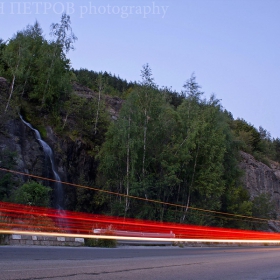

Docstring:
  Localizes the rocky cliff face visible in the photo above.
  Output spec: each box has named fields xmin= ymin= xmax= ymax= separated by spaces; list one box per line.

xmin=240 ymin=151 xmax=280 ymax=217
xmin=73 ymin=81 xmax=123 ymax=120
xmin=0 ymin=118 xmax=98 ymax=206
xmin=0 ymin=78 xmax=99 ymax=208
xmin=0 ymin=118 xmax=44 ymax=185
xmin=2 ymin=77 xmax=280 ymax=219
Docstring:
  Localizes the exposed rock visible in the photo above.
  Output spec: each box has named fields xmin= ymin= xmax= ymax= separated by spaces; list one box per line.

xmin=105 ymin=96 xmax=123 ymax=120
xmin=0 ymin=80 xmax=120 ymax=209
xmin=240 ymin=151 xmax=280 ymax=217
xmin=0 ymin=115 xmax=98 ymax=209
xmin=270 ymin=161 xmax=280 ymax=180
xmin=0 ymin=118 xmax=46 ymax=185
xmin=268 ymin=221 xmax=280 ymax=232
xmin=72 ymin=81 xmax=123 ymax=120
xmin=0 ymin=74 xmax=96 ymax=203
xmin=72 ymin=82 xmax=92 ymax=96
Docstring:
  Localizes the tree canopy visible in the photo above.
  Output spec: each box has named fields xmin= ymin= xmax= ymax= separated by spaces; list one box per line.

xmin=0 ymin=19 xmax=278 ymax=231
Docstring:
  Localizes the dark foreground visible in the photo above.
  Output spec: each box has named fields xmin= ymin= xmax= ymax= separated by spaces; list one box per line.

xmin=1 ymin=245 xmax=280 ymax=279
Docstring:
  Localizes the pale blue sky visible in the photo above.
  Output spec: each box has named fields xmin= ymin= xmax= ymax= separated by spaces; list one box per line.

xmin=1 ymin=0 xmax=280 ymax=137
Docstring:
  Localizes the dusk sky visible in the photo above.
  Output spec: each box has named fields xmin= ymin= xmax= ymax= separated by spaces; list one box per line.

xmin=1 ymin=0 xmax=279 ymax=137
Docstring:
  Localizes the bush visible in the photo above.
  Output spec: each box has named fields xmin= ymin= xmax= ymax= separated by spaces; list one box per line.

xmin=0 ymin=234 xmax=9 ymax=245
xmin=13 ymin=180 xmax=51 ymax=207
xmin=0 ymin=211 xmax=11 ymax=245
xmin=84 ymin=238 xmax=117 ymax=248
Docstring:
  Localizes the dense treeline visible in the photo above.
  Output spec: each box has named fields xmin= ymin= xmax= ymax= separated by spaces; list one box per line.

xmin=98 ymin=68 xmax=239 ymax=225
xmin=0 ymin=16 xmax=279 ymax=230
xmin=73 ymin=68 xmax=136 ymax=98
xmin=0 ymin=15 xmax=76 ymax=111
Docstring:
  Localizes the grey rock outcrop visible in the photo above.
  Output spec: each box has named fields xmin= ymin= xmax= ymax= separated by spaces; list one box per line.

xmin=240 ymin=151 xmax=280 ymax=217
xmin=73 ymin=81 xmax=123 ymax=120
xmin=0 ymin=118 xmax=46 ymax=183
xmin=0 ymin=115 xmax=97 ymax=208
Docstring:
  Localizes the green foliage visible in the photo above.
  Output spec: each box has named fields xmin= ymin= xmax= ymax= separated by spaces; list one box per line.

xmin=2 ymin=16 xmax=75 ymax=112
xmin=222 ymin=186 xmax=253 ymax=229
xmin=232 ymin=118 xmax=262 ymax=153
xmin=74 ymin=174 xmax=108 ymax=213
xmin=2 ymin=22 xmax=44 ymax=108
xmin=99 ymin=64 xmax=178 ymax=219
xmin=230 ymin=119 xmax=280 ymax=167
xmin=13 ymin=181 xmax=51 ymax=207
xmin=28 ymin=39 xmax=72 ymax=107
xmin=0 ymin=205 xmax=12 ymax=244
xmin=3 ymin=19 xmax=280 ymax=230
xmin=99 ymin=69 xmax=241 ymax=225
xmin=50 ymin=13 xmax=77 ymax=54
xmin=84 ymin=238 xmax=117 ymax=248
xmin=252 ymin=193 xmax=274 ymax=230
xmin=73 ymin=68 xmax=136 ymax=98
xmin=0 ymin=38 xmax=8 ymax=75
xmin=161 ymin=86 xmax=185 ymax=108
xmin=0 ymin=148 xmax=17 ymax=169
xmin=0 ymin=149 xmax=18 ymax=201
xmin=61 ymin=93 xmax=109 ymax=146
xmin=0 ymin=174 xmax=13 ymax=201
xmin=0 ymin=234 xmax=8 ymax=245
xmin=173 ymin=83 xmax=234 ymax=224
xmin=273 ymin=138 xmax=280 ymax=163
xmin=252 ymin=193 xmax=273 ymax=219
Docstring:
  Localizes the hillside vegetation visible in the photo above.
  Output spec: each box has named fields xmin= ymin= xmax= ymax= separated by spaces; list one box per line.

xmin=1 ymin=15 xmax=280 ymax=230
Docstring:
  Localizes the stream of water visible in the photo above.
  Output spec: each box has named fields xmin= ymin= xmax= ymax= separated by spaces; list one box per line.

xmin=20 ymin=115 xmax=64 ymax=209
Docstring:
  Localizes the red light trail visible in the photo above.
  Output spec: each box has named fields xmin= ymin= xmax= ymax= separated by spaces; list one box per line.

xmin=1 ymin=202 xmax=280 ymax=244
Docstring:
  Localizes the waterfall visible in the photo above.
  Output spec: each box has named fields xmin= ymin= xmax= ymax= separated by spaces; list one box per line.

xmin=20 ymin=115 xmax=64 ymax=209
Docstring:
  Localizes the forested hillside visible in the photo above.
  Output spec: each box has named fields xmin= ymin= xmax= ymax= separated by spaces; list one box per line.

xmin=1 ymin=15 xmax=280 ymax=231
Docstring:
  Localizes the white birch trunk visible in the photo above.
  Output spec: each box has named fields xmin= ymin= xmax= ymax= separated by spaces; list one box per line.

xmin=94 ymin=84 xmax=102 ymax=135
xmin=5 ymin=74 xmax=16 ymax=113
xmin=5 ymin=45 xmax=21 ymax=113
xmin=181 ymin=145 xmax=199 ymax=222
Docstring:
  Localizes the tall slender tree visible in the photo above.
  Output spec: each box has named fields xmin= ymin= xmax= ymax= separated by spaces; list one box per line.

xmin=3 ymin=32 xmax=29 ymax=112
xmin=42 ymin=13 xmax=77 ymax=106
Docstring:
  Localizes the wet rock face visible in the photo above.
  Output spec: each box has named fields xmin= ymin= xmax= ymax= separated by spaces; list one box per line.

xmin=44 ymin=132 xmax=98 ymax=210
xmin=0 ymin=117 xmax=97 ymax=209
xmin=43 ymin=125 xmax=97 ymax=184
xmin=0 ymin=118 xmax=46 ymax=185
xmin=240 ymin=151 xmax=280 ymax=216
xmin=0 ymin=80 xmax=105 ymax=209
xmin=18 ymin=121 xmax=46 ymax=177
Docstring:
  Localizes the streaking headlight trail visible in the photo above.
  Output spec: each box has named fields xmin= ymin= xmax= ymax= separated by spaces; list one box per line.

xmin=1 ymin=202 xmax=280 ymax=244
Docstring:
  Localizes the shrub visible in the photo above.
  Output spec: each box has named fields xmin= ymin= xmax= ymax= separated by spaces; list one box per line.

xmin=84 ymin=238 xmax=117 ymax=248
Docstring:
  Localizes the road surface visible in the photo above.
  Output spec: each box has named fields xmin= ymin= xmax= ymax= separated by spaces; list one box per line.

xmin=1 ymin=245 xmax=280 ymax=279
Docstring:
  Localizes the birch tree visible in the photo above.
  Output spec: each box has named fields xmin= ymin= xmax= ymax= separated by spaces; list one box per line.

xmin=3 ymin=32 xmax=28 ymax=112
xmin=94 ymin=74 xmax=105 ymax=135
xmin=42 ymin=13 xmax=77 ymax=106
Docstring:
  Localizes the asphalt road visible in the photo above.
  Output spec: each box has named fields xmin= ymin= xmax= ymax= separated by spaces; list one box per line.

xmin=1 ymin=245 xmax=280 ymax=279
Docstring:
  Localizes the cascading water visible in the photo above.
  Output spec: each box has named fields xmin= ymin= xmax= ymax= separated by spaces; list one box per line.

xmin=20 ymin=115 xmax=64 ymax=210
